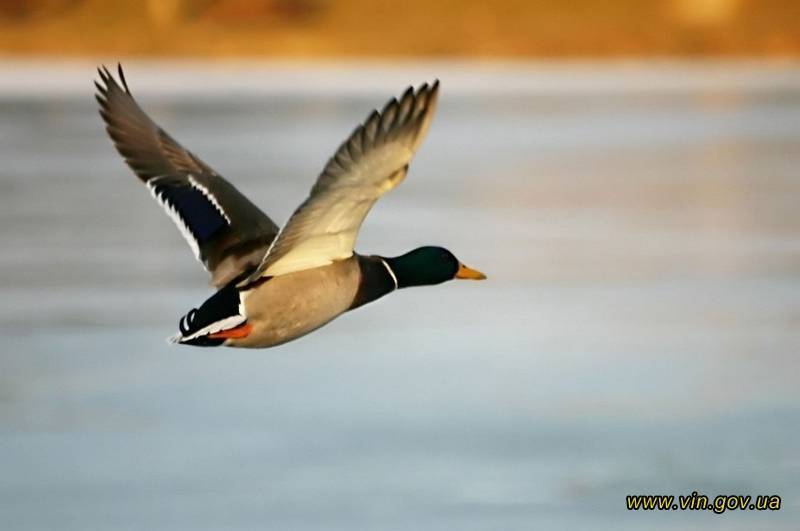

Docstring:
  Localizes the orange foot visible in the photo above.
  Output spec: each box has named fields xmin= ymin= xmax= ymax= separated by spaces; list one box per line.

xmin=208 ymin=322 xmax=253 ymax=339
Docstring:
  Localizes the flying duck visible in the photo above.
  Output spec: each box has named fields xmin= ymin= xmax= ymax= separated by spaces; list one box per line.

xmin=95 ymin=65 xmax=486 ymax=348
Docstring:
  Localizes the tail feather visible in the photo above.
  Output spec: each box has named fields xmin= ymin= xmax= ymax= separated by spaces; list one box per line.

xmin=170 ymin=281 xmax=245 ymax=347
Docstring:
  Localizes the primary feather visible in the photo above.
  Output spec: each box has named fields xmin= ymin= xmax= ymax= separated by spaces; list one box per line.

xmin=96 ymin=64 xmax=280 ymax=287
xmin=242 ymin=81 xmax=439 ymax=283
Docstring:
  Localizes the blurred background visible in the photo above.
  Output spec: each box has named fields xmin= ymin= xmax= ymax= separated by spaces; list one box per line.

xmin=0 ymin=0 xmax=799 ymax=56
xmin=1 ymin=1 xmax=799 ymax=530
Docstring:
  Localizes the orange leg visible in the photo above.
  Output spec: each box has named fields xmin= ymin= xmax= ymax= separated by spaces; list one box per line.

xmin=208 ymin=322 xmax=253 ymax=339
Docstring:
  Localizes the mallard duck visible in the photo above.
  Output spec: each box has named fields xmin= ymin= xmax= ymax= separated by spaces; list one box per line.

xmin=96 ymin=65 xmax=485 ymax=348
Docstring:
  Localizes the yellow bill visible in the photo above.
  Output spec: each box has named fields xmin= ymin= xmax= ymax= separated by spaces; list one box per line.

xmin=455 ymin=263 xmax=487 ymax=280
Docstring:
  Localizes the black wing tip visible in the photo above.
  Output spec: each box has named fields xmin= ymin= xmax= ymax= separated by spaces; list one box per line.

xmin=396 ymin=80 xmax=438 ymax=107
xmin=95 ymin=62 xmax=132 ymax=97
xmin=398 ymin=80 xmax=438 ymax=104
xmin=428 ymin=79 xmax=440 ymax=105
xmin=117 ymin=63 xmax=131 ymax=94
xmin=417 ymin=79 xmax=439 ymax=95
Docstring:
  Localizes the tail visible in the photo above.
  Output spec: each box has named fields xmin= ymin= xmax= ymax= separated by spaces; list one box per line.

xmin=169 ymin=281 xmax=248 ymax=347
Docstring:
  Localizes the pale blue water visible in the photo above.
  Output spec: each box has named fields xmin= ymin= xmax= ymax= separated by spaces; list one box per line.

xmin=0 ymin=62 xmax=799 ymax=530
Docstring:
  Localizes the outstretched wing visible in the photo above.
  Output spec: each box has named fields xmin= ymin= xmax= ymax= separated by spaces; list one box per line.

xmin=241 ymin=81 xmax=439 ymax=284
xmin=95 ymin=64 xmax=280 ymax=287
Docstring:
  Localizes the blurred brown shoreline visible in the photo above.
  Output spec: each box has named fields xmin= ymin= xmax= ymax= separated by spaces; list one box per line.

xmin=0 ymin=0 xmax=798 ymax=57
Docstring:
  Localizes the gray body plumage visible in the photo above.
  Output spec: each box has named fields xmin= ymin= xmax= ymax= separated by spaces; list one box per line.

xmin=230 ymin=256 xmax=364 ymax=348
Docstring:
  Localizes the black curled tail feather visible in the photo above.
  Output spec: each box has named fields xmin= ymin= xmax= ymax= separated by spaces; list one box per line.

xmin=170 ymin=281 xmax=244 ymax=347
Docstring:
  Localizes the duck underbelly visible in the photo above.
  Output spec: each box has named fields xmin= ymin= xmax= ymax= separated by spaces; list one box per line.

xmin=228 ymin=259 xmax=361 ymax=348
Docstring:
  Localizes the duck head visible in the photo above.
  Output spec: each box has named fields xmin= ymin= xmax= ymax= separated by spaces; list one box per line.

xmin=384 ymin=246 xmax=486 ymax=288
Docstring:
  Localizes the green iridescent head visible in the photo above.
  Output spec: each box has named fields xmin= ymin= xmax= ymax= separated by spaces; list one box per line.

xmin=385 ymin=246 xmax=486 ymax=288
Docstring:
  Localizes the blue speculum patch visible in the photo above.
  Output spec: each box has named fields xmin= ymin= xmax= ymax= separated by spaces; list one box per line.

xmin=153 ymin=183 xmax=228 ymax=243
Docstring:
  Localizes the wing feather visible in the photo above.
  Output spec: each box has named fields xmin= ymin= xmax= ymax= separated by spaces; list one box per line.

xmin=242 ymin=81 xmax=439 ymax=283
xmin=96 ymin=64 xmax=280 ymax=287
